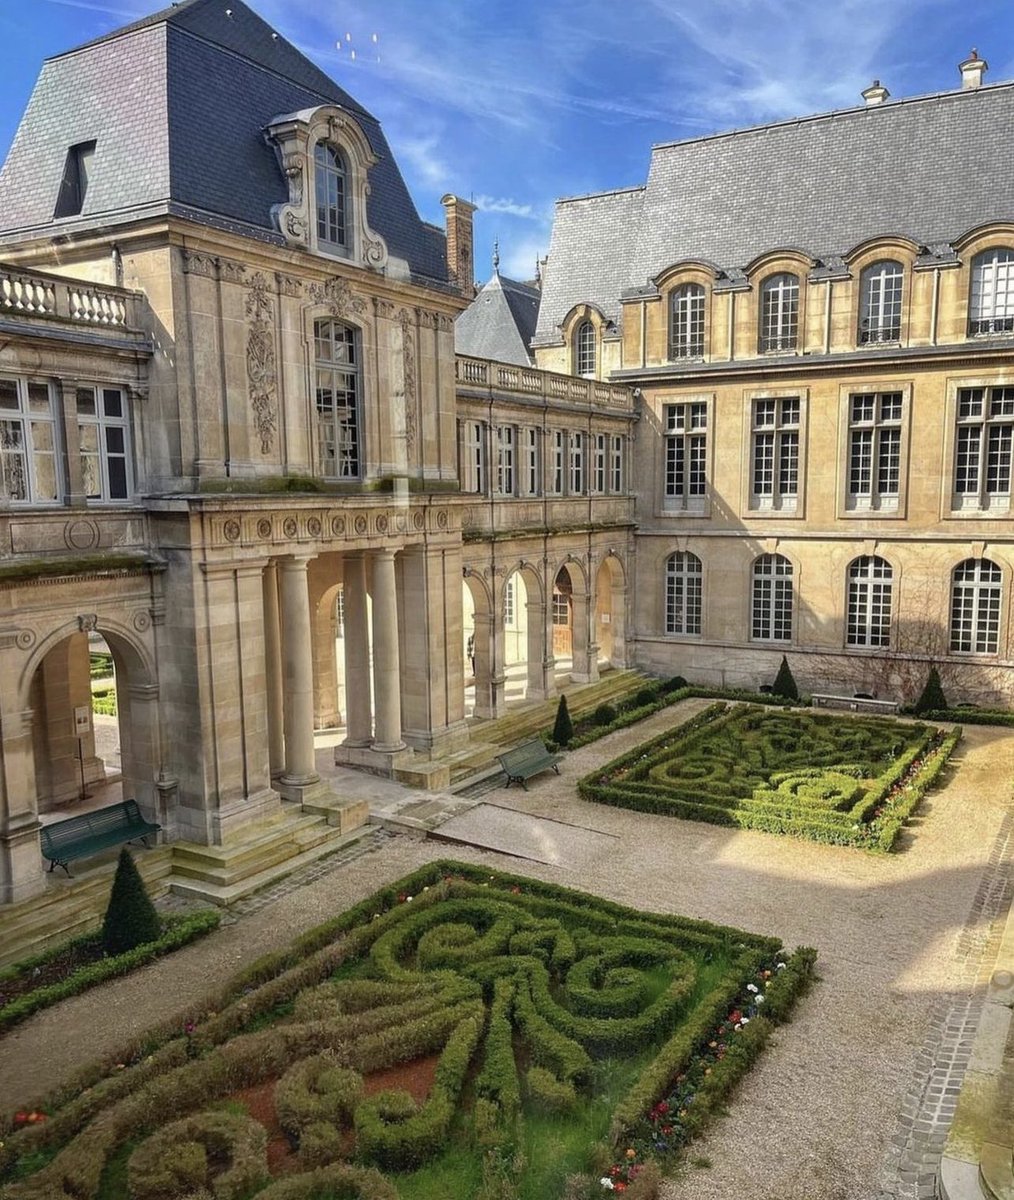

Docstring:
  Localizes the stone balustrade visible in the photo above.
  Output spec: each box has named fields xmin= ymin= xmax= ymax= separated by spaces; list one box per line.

xmin=0 ymin=264 xmax=138 ymax=329
xmin=455 ymin=354 xmax=632 ymax=409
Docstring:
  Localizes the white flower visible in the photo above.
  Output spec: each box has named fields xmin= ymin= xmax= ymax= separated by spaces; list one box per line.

xmin=756 ymin=994 xmax=765 ymax=1004
xmin=741 ymin=1016 xmax=750 ymax=1024
xmin=776 ymin=962 xmax=786 ymax=970
xmin=600 ymin=1180 xmax=615 ymax=1191
xmin=406 ymin=895 xmax=414 ymax=902
xmin=747 ymin=983 xmax=759 ymax=993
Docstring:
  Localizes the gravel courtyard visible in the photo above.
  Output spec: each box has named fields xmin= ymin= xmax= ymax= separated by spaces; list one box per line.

xmin=1 ymin=700 xmax=1010 ymax=1200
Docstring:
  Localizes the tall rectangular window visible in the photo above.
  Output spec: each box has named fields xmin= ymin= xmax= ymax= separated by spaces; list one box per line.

xmin=751 ymin=396 xmax=799 ymax=511
xmin=54 ymin=140 xmax=96 ymax=220
xmin=592 ymin=433 xmax=606 ymax=493
xmin=550 ymin=430 xmax=565 ymax=495
xmin=569 ymin=431 xmax=584 ymax=494
xmin=522 ymin=427 xmax=539 ymax=495
xmin=663 ymin=402 xmax=707 ymax=512
xmin=847 ymin=391 xmax=902 ymax=512
xmin=315 ymin=320 xmax=360 ymax=478
xmin=496 ymin=425 xmax=514 ymax=496
xmin=0 ymin=376 xmax=61 ymax=504
xmin=463 ymin=420 xmax=485 ymax=493
xmin=77 ymin=386 xmax=132 ymax=502
xmin=610 ymin=435 xmax=624 ymax=492
xmin=953 ymin=386 xmax=1013 ymax=511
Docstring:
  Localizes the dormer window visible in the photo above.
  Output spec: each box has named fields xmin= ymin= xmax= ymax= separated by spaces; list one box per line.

xmin=314 ymin=142 xmax=349 ymax=252
xmin=575 ymin=320 xmax=596 ymax=377
xmin=759 ymin=273 xmax=799 ymax=353
xmin=969 ymin=248 xmax=1014 ymax=336
xmin=858 ymin=260 xmax=903 ymax=344
xmin=54 ymin=140 xmax=96 ymax=219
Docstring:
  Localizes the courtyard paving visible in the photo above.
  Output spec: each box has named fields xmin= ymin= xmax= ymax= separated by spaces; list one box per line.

xmin=1 ymin=699 xmax=1011 ymax=1200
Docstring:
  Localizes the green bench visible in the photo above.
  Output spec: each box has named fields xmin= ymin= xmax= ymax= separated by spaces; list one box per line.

xmin=40 ymin=799 xmax=161 ymax=877
xmin=497 ymin=738 xmax=564 ymax=790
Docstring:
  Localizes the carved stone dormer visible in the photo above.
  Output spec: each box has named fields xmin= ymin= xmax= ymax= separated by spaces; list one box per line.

xmin=265 ymin=105 xmax=389 ymax=272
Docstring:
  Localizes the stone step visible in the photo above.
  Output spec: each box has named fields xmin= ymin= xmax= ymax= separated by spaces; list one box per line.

xmin=980 ymin=1143 xmax=1014 ymax=1200
xmin=171 ymin=815 xmax=339 ymax=888
xmin=0 ymin=848 xmax=173 ymax=969
xmin=168 ymin=826 xmax=373 ymax=907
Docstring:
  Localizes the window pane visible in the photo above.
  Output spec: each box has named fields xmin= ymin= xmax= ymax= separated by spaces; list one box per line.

xmin=76 ymin=387 xmax=97 ymax=416
xmin=102 ymin=389 xmax=123 ymax=418
xmin=27 ymin=383 xmax=51 ymax=413
xmin=0 ymin=380 xmax=19 ymax=411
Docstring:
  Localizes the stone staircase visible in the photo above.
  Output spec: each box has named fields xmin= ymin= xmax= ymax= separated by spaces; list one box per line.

xmin=168 ymin=799 xmax=370 ymax=907
xmin=445 ymin=668 xmax=657 ymax=785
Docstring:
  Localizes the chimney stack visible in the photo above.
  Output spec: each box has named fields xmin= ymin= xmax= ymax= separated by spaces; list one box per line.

xmin=861 ymin=80 xmax=890 ymax=106
xmin=959 ymin=48 xmax=987 ymax=90
xmin=441 ymin=194 xmax=476 ymax=298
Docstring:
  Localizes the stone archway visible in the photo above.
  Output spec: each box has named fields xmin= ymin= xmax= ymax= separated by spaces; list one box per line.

xmin=595 ymin=553 xmax=628 ymax=669
xmin=504 ymin=563 xmax=551 ymax=703
xmin=553 ymin=559 xmax=597 ymax=684
xmin=463 ymin=570 xmax=502 ymax=719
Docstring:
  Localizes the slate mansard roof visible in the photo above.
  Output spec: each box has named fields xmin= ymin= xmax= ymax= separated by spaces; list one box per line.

xmin=455 ymin=271 xmax=541 ymax=366
xmin=0 ymin=0 xmax=447 ymax=285
xmin=534 ymin=82 xmax=1014 ymax=344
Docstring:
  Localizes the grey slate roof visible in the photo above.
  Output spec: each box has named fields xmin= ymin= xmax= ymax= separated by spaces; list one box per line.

xmin=535 ymin=82 xmax=1014 ymax=341
xmin=0 ymin=0 xmax=447 ymax=286
xmin=533 ymin=187 xmax=644 ymax=344
xmin=456 ymin=272 xmax=541 ymax=366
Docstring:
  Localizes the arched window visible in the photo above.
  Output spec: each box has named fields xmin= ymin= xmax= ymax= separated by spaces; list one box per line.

xmin=751 ymin=554 xmax=793 ymax=641
xmin=574 ymin=320 xmax=596 ymax=377
xmin=859 ymin=260 xmax=903 ymax=344
xmin=846 ymin=556 xmax=893 ymax=647
xmin=314 ymin=142 xmax=349 ymax=251
xmin=314 ymin=319 xmax=361 ymax=478
xmin=669 ymin=284 xmax=705 ymax=359
xmin=950 ymin=558 xmax=1003 ymax=653
xmin=759 ymin=273 xmax=799 ymax=353
xmin=969 ymin=248 xmax=1014 ymax=336
xmin=665 ymin=551 xmax=702 ymax=635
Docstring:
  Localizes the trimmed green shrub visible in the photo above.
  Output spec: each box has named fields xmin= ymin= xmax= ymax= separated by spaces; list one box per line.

xmin=772 ymin=655 xmax=799 ymax=702
xmin=274 ymin=1053 xmax=362 ymax=1139
xmin=101 ymin=847 xmax=161 ymax=955
xmin=126 ymin=1110 xmax=268 ymax=1200
xmin=659 ymin=675 xmax=688 ymax=694
xmin=552 ymin=694 xmax=574 ymax=747
xmin=914 ymin=665 xmax=947 ymax=715
xmin=526 ymin=1065 xmax=577 ymax=1112
xmin=255 ymin=1163 xmax=398 ymax=1199
xmin=593 ymin=703 xmax=618 ymax=726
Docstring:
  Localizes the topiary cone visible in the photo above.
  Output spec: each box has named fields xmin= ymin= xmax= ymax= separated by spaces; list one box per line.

xmin=552 ymin=694 xmax=573 ymax=748
xmin=914 ymin=665 xmax=947 ymax=715
xmin=102 ymin=846 xmax=161 ymax=955
xmin=772 ymin=655 xmax=799 ymax=702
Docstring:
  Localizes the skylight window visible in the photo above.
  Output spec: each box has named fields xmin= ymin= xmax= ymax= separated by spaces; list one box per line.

xmin=54 ymin=140 xmax=96 ymax=219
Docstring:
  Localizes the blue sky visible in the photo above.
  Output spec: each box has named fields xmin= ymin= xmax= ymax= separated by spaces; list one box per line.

xmin=1 ymin=0 xmax=1011 ymax=285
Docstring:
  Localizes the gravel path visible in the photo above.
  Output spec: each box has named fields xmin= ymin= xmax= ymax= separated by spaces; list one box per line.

xmin=1 ymin=703 xmax=1010 ymax=1200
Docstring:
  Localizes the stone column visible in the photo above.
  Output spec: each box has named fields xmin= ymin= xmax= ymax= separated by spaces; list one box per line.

xmin=570 ymin=589 xmax=600 ymax=684
xmin=342 ymin=553 xmax=373 ymax=748
xmin=0 ymin=704 xmax=45 ymax=904
xmin=472 ymin=610 xmax=507 ymax=720
xmin=278 ymin=556 xmax=319 ymax=793
xmin=262 ymin=561 xmax=284 ymax=778
xmin=371 ymin=549 xmax=405 ymax=752
xmin=525 ymin=599 xmax=551 ymax=701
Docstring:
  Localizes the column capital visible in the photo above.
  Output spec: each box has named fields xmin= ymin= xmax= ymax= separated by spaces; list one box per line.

xmin=279 ymin=554 xmax=313 ymax=572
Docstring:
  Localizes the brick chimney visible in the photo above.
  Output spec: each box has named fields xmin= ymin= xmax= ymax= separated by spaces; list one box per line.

xmin=861 ymin=80 xmax=890 ymax=106
xmin=441 ymin=194 xmax=476 ymax=297
xmin=959 ymin=48 xmax=987 ymax=90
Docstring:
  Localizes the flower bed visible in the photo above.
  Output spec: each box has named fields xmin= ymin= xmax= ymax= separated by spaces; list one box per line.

xmin=0 ymin=910 xmax=221 ymax=1034
xmin=579 ymin=704 xmax=961 ymax=850
xmin=0 ymin=862 xmax=813 ymax=1200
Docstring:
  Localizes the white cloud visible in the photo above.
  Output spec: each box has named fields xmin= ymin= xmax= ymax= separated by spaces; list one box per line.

xmin=497 ymin=233 xmax=549 ymax=284
xmin=475 ymin=196 xmax=540 ymax=220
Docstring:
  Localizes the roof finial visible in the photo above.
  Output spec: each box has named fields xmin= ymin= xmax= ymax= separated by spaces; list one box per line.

xmin=492 ymin=237 xmax=500 ymax=275
xmin=535 ymin=256 xmax=542 ymax=285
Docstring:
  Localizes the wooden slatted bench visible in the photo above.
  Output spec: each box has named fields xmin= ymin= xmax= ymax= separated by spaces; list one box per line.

xmin=40 ymin=799 xmax=161 ymax=877
xmin=497 ymin=738 xmax=564 ymax=790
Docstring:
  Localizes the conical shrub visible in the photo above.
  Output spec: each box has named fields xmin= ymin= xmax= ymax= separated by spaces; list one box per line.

xmin=102 ymin=846 xmax=161 ymax=955
xmin=552 ymin=694 xmax=573 ymax=748
xmin=772 ymin=655 xmax=799 ymax=702
xmin=914 ymin=665 xmax=947 ymax=715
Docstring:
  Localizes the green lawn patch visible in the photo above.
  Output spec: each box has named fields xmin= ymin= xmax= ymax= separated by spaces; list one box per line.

xmin=0 ymin=862 xmax=813 ymax=1200
xmin=579 ymin=703 xmax=961 ymax=851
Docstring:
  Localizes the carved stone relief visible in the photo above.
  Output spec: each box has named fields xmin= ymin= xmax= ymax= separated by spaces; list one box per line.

xmin=309 ymin=276 xmax=366 ymax=319
xmin=398 ymin=307 xmax=418 ymax=455
xmin=245 ymin=274 xmax=278 ymax=455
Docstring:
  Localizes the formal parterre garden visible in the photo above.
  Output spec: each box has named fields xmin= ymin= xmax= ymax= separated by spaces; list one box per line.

xmin=0 ymin=861 xmax=814 ymax=1200
xmin=580 ymin=703 xmax=961 ymax=851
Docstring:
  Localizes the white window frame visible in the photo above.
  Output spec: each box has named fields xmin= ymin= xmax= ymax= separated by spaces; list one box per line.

xmin=669 ymin=283 xmax=705 ymax=359
xmin=592 ymin=432 xmax=607 ymax=494
xmin=952 ymin=386 xmax=1013 ymax=513
xmin=503 ymin=576 xmax=516 ymax=627
xmin=665 ymin=551 xmax=702 ymax=636
xmin=569 ymin=431 xmax=585 ymax=494
xmin=610 ymin=435 xmax=624 ymax=493
xmin=522 ymin=426 xmax=539 ymax=496
xmin=314 ymin=142 xmax=350 ymax=255
xmin=77 ymin=385 xmax=133 ymax=503
xmin=846 ymin=555 xmax=893 ymax=648
xmin=858 ymin=260 xmax=904 ymax=345
xmin=463 ymin=419 xmax=486 ymax=493
xmin=0 ymin=375 xmax=62 ymax=506
xmin=574 ymin=320 xmax=596 ymax=377
xmin=314 ymin=320 xmax=362 ymax=479
xmin=496 ymin=424 xmax=515 ymax=496
xmin=751 ymin=554 xmax=794 ymax=642
xmin=846 ymin=391 xmax=903 ymax=513
xmin=750 ymin=396 xmax=800 ymax=512
xmin=759 ymin=273 xmax=799 ymax=353
xmin=549 ymin=429 xmax=565 ymax=495
xmin=969 ymin=248 xmax=1014 ymax=337
xmin=950 ymin=558 xmax=1003 ymax=654
xmin=663 ymin=401 xmax=708 ymax=514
